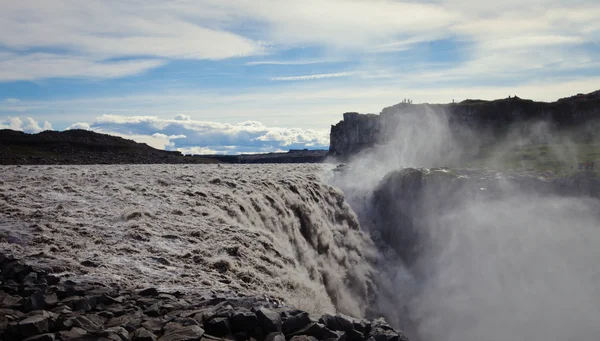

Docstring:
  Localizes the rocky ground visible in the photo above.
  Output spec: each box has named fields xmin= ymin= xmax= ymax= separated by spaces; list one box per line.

xmin=0 ymin=252 xmax=408 ymax=341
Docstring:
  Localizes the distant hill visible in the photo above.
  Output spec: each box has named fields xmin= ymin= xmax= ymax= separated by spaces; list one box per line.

xmin=0 ymin=129 xmax=219 ymax=165
xmin=196 ymin=149 xmax=328 ymax=164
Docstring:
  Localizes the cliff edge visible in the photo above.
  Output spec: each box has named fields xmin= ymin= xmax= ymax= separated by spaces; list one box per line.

xmin=329 ymin=90 xmax=600 ymax=159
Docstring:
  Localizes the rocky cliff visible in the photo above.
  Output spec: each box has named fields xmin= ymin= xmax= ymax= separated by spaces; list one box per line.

xmin=329 ymin=90 xmax=600 ymax=159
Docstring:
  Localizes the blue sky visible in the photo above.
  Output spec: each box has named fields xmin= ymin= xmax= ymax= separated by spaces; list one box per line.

xmin=1 ymin=0 xmax=599 ymax=154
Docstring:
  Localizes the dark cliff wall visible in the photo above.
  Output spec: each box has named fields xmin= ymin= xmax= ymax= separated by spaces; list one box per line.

xmin=329 ymin=90 xmax=600 ymax=159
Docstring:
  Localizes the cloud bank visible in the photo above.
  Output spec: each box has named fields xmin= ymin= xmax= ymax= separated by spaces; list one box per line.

xmin=64 ymin=114 xmax=329 ymax=154
xmin=1 ymin=0 xmax=597 ymax=82
xmin=0 ymin=116 xmax=52 ymax=133
xmin=270 ymin=72 xmax=353 ymax=81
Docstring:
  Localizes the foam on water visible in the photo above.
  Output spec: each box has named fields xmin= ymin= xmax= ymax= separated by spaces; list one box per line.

xmin=0 ymin=164 xmax=376 ymax=317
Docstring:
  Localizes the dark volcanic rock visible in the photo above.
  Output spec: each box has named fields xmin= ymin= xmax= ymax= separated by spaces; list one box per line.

xmin=18 ymin=314 xmax=50 ymax=338
xmin=319 ymin=314 xmax=355 ymax=333
xmin=0 ymin=252 xmax=412 ymax=341
xmin=287 ymin=323 xmax=338 ymax=340
xmin=368 ymin=318 xmax=409 ymax=341
xmin=204 ymin=317 xmax=231 ymax=337
xmin=1 ymin=294 xmax=23 ymax=309
xmin=255 ymin=307 xmax=282 ymax=333
xmin=230 ymin=311 xmax=258 ymax=332
xmin=265 ymin=331 xmax=286 ymax=341
xmin=329 ymin=90 xmax=600 ymax=159
xmin=133 ymin=327 xmax=158 ymax=341
xmin=60 ymin=326 xmax=88 ymax=339
xmin=23 ymin=333 xmax=56 ymax=341
xmin=289 ymin=336 xmax=318 ymax=341
xmin=22 ymin=290 xmax=45 ymax=312
xmin=139 ymin=288 xmax=160 ymax=297
xmin=282 ymin=311 xmax=311 ymax=335
xmin=158 ymin=325 xmax=204 ymax=341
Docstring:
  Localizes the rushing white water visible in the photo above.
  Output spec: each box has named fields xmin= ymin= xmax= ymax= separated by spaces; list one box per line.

xmin=0 ymin=163 xmax=376 ymax=317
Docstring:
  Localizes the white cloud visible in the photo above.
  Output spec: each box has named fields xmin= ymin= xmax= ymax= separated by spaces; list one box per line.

xmin=68 ymin=122 xmax=91 ymax=130
xmin=65 ymin=114 xmax=329 ymax=154
xmin=245 ymin=59 xmax=338 ymax=66
xmin=174 ymin=114 xmax=192 ymax=121
xmin=1 ymin=0 xmax=598 ymax=82
xmin=0 ymin=116 xmax=52 ymax=133
xmin=176 ymin=146 xmax=220 ymax=155
xmin=0 ymin=1 xmax=263 ymax=81
xmin=270 ymin=72 xmax=353 ymax=81
xmin=228 ymin=0 xmax=460 ymax=49
xmin=0 ymin=1 xmax=262 ymax=60
xmin=0 ymin=53 xmax=164 ymax=81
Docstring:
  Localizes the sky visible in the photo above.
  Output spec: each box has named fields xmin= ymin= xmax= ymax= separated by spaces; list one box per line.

xmin=0 ymin=0 xmax=599 ymax=154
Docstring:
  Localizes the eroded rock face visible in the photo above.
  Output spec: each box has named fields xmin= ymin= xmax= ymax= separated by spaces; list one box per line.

xmin=329 ymin=90 xmax=600 ymax=159
xmin=367 ymin=168 xmax=600 ymax=272
xmin=0 ymin=252 xmax=411 ymax=341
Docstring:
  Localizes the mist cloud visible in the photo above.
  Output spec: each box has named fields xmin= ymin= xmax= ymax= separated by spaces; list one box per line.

xmin=329 ymin=106 xmax=600 ymax=341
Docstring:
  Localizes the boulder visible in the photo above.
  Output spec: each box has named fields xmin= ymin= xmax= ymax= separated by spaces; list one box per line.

xmin=69 ymin=315 xmax=101 ymax=332
xmin=344 ymin=329 xmax=364 ymax=341
xmin=289 ymin=336 xmax=318 ymax=341
xmin=23 ymin=333 xmax=56 ymax=341
xmin=1 ymin=294 xmax=23 ymax=309
xmin=158 ymin=325 xmax=204 ymax=341
xmin=46 ymin=275 xmax=60 ymax=286
xmin=204 ymin=317 xmax=230 ymax=337
xmin=0 ymin=314 xmax=7 ymax=332
xmin=18 ymin=314 xmax=50 ymax=338
xmin=139 ymin=288 xmax=159 ymax=297
xmin=144 ymin=304 xmax=161 ymax=317
xmin=282 ymin=311 xmax=311 ymax=335
xmin=287 ymin=323 xmax=338 ymax=340
xmin=105 ymin=312 xmax=142 ymax=329
xmin=59 ymin=326 xmax=88 ymax=340
xmin=141 ymin=319 xmax=165 ymax=334
xmin=264 ymin=332 xmax=286 ymax=341
xmin=368 ymin=318 xmax=409 ymax=341
xmin=133 ymin=327 xmax=158 ymax=341
xmin=255 ymin=307 xmax=281 ymax=333
xmin=22 ymin=290 xmax=45 ymax=312
xmin=318 ymin=314 xmax=339 ymax=331
xmin=334 ymin=315 xmax=355 ymax=333
xmin=97 ymin=326 xmax=130 ymax=341
xmin=230 ymin=311 xmax=258 ymax=333
xmin=2 ymin=261 xmax=32 ymax=281
xmin=44 ymin=293 xmax=58 ymax=308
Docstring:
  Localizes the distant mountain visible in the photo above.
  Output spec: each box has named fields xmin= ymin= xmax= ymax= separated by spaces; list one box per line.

xmin=0 ymin=129 xmax=219 ymax=165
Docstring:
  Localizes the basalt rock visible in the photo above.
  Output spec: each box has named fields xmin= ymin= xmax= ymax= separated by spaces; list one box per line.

xmin=0 ymin=252 xmax=411 ymax=341
xmin=329 ymin=90 xmax=600 ymax=159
